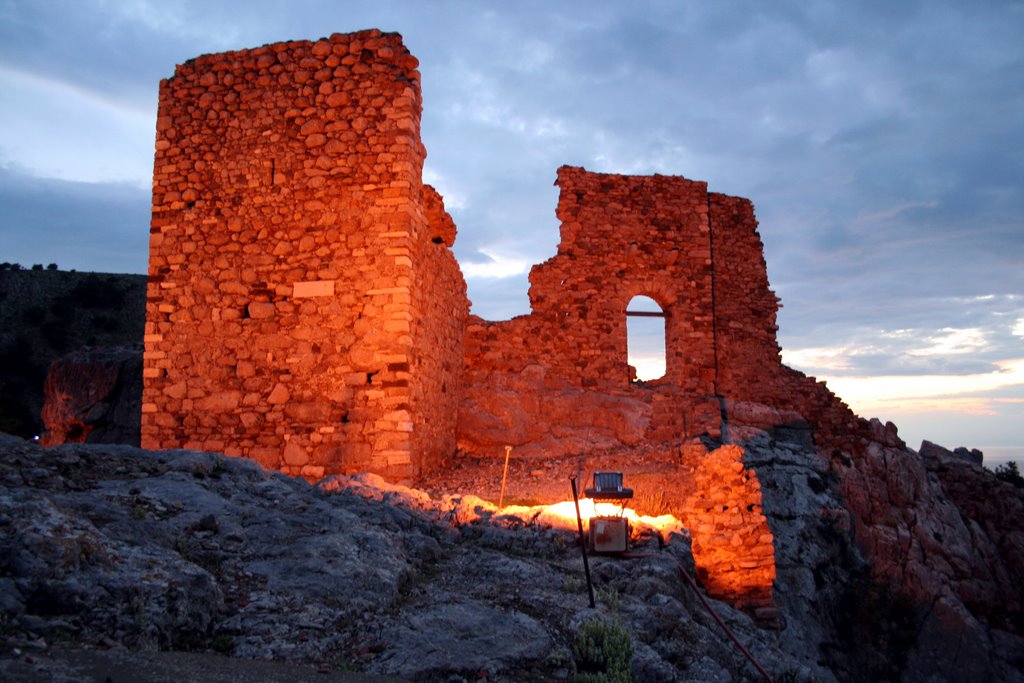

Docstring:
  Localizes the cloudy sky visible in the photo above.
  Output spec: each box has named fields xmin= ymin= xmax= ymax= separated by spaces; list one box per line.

xmin=1 ymin=1 xmax=1021 ymax=464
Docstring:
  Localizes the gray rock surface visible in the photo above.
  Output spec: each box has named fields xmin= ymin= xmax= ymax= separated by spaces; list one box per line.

xmin=0 ymin=435 xmax=818 ymax=681
xmin=2 ymin=432 xmax=1022 ymax=681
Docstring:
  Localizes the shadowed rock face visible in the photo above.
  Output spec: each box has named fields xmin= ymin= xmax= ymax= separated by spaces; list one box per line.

xmin=41 ymin=345 xmax=142 ymax=446
xmin=816 ymin=437 xmax=1024 ymax=682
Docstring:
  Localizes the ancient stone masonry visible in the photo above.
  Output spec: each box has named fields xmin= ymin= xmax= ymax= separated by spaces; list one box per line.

xmin=459 ymin=167 xmax=789 ymax=455
xmin=456 ymin=163 xmax=894 ymax=464
xmin=679 ymin=445 xmax=776 ymax=610
xmin=142 ymin=30 xmax=468 ymax=481
xmin=143 ymin=30 xmax=951 ymax=617
xmin=476 ymin=168 xmax=718 ymax=393
xmin=457 ymin=167 xmax=786 ymax=610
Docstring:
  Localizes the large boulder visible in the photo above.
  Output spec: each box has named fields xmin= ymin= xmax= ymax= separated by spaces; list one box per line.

xmin=41 ymin=345 xmax=142 ymax=446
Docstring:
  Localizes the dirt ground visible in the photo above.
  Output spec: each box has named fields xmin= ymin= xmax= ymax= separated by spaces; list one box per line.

xmin=412 ymin=448 xmax=691 ymax=515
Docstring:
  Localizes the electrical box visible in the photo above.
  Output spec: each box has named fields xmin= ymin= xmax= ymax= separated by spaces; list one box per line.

xmin=589 ymin=515 xmax=630 ymax=553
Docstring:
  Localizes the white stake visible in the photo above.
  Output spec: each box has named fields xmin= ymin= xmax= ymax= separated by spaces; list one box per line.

xmin=499 ymin=445 xmax=512 ymax=508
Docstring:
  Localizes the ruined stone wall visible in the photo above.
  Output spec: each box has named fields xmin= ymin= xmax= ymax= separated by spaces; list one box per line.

xmin=143 ymin=30 xmax=467 ymax=480
xmin=518 ymin=170 xmax=884 ymax=457
xmin=466 ymin=166 xmax=718 ymax=394
xmin=461 ymin=167 xmax=736 ymax=458
xmin=137 ymin=31 xmax=963 ymax=621
xmin=678 ymin=444 xmax=776 ymax=610
xmin=459 ymin=167 xmax=791 ymax=411
xmin=457 ymin=167 xmax=847 ymax=613
xmin=707 ymin=193 xmax=784 ymax=397
xmin=408 ymin=186 xmax=468 ymax=471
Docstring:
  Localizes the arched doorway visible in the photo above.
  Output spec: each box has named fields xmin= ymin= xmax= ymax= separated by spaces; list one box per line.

xmin=626 ymin=295 xmax=666 ymax=383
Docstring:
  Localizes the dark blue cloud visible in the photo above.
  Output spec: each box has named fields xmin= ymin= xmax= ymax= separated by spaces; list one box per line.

xmin=0 ymin=166 xmax=149 ymax=274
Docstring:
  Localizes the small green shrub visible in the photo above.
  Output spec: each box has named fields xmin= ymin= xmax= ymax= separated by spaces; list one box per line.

xmin=210 ymin=633 xmax=234 ymax=653
xmin=563 ymin=574 xmax=585 ymax=593
xmin=994 ymin=461 xmax=1024 ymax=488
xmin=573 ymin=618 xmax=633 ymax=683
xmin=597 ymin=586 xmax=621 ymax=612
xmin=546 ymin=644 xmax=573 ymax=668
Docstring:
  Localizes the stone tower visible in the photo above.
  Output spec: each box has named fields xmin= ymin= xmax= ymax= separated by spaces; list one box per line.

xmin=142 ymin=30 xmax=468 ymax=481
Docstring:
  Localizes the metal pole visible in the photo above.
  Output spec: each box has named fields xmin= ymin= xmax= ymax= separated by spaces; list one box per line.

xmin=676 ymin=563 xmax=774 ymax=682
xmin=498 ymin=445 xmax=512 ymax=508
xmin=570 ymin=476 xmax=596 ymax=608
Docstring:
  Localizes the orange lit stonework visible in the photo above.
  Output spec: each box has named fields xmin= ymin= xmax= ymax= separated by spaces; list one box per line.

xmin=142 ymin=31 xmax=467 ymax=481
xmin=678 ymin=445 xmax=775 ymax=609
xmin=144 ymin=30 xmax=905 ymax=612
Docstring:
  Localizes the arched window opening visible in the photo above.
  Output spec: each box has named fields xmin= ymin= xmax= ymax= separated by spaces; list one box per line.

xmin=626 ymin=295 xmax=666 ymax=383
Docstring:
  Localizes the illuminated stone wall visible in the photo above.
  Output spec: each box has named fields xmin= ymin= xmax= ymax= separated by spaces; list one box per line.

xmin=140 ymin=32 xmax=888 ymax=613
xmin=678 ymin=444 xmax=776 ymax=610
xmin=460 ymin=166 xmax=795 ymax=453
xmin=142 ymin=30 xmax=467 ymax=480
xmin=458 ymin=166 xmax=876 ymax=456
xmin=465 ymin=167 xmax=718 ymax=394
xmin=459 ymin=167 xmax=782 ymax=610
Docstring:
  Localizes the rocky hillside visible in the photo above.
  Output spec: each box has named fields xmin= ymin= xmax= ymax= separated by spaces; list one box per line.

xmin=2 ymin=431 xmax=1022 ymax=682
xmin=0 ymin=268 xmax=146 ymax=439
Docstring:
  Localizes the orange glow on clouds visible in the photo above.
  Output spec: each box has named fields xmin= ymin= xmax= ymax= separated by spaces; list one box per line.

xmin=812 ymin=358 xmax=1024 ymax=414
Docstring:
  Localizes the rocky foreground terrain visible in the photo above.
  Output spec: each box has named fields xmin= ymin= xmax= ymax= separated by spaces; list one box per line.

xmin=1 ymin=430 xmax=1022 ymax=682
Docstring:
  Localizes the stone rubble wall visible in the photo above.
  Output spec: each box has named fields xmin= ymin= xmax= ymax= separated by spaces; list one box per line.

xmin=143 ymin=30 xmax=468 ymax=481
xmin=707 ymin=192 xmax=784 ymax=397
xmin=678 ymin=444 xmax=777 ymax=611
xmin=461 ymin=167 xmax=855 ymax=459
xmin=456 ymin=364 xmax=653 ymax=459
xmin=460 ymin=167 xmax=731 ymax=459
xmin=459 ymin=167 xmax=783 ymax=609
xmin=460 ymin=167 xmax=828 ymax=460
